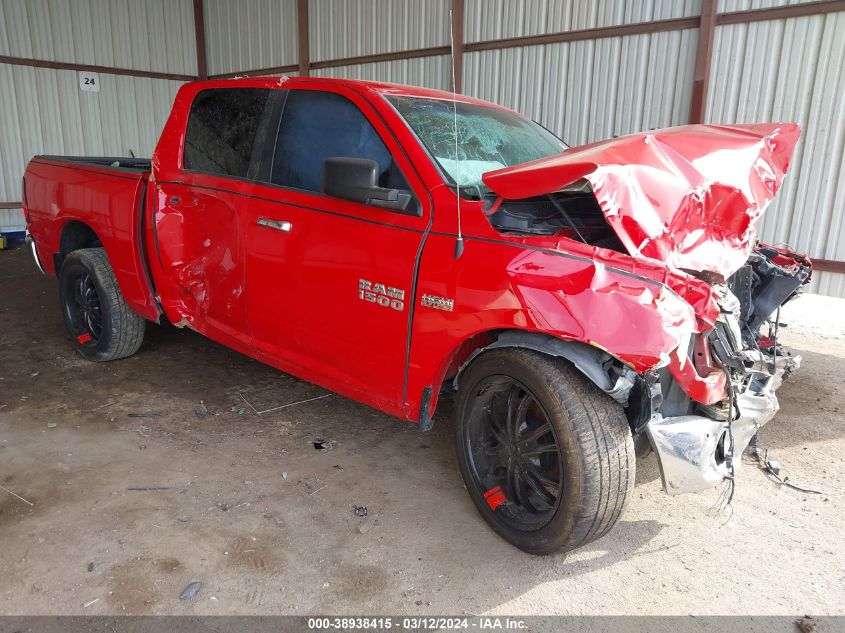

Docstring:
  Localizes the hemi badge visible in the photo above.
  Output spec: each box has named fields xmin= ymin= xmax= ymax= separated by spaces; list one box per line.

xmin=420 ymin=294 xmax=454 ymax=312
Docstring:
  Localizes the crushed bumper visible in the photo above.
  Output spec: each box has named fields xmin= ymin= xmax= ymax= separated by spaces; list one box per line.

xmin=646 ymin=356 xmax=799 ymax=495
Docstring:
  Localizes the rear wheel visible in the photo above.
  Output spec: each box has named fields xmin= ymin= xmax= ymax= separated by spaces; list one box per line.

xmin=59 ymin=247 xmax=145 ymax=361
xmin=454 ymin=349 xmax=635 ymax=554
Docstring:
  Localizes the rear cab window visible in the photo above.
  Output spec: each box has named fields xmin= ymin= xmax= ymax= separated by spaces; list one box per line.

xmin=183 ymin=88 xmax=274 ymax=179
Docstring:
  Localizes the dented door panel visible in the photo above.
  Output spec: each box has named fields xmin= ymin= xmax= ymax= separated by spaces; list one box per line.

xmin=152 ymin=180 xmax=250 ymax=342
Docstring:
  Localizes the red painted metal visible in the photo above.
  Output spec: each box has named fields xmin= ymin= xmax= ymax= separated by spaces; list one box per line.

xmin=23 ymin=159 xmax=159 ymax=321
xmin=23 ymin=77 xmax=805 ymax=421
xmin=483 ymin=123 xmax=801 ymax=279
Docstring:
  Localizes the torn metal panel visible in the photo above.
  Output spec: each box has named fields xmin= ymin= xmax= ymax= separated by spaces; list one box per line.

xmin=152 ymin=184 xmax=248 ymax=336
xmin=645 ymin=414 xmax=729 ymax=495
xmin=482 ymin=123 xmax=801 ymax=278
xmin=646 ymin=279 xmax=803 ymax=495
xmin=503 ymin=248 xmax=700 ymax=374
xmin=646 ymin=365 xmax=787 ymax=496
xmin=729 ymin=242 xmax=812 ymax=346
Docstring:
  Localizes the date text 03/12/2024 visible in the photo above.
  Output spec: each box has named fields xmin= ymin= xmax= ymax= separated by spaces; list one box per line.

xmin=307 ymin=617 xmax=528 ymax=630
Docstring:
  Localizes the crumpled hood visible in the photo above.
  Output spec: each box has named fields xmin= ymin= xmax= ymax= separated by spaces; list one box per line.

xmin=482 ymin=123 xmax=801 ymax=278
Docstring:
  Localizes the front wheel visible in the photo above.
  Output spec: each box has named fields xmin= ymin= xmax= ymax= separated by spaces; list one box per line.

xmin=59 ymin=247 xmax=145 ymax=361
xmin=454 ymin=349 xmax=635 ymax=554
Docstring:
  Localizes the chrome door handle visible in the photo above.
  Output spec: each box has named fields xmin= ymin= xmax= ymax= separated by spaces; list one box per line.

xmin=257 ymin=217 xmax=292 ymax=232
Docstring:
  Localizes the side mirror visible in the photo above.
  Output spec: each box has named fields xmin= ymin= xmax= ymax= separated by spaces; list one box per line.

xmin=323 ymin=157 xmax=412 ymax=213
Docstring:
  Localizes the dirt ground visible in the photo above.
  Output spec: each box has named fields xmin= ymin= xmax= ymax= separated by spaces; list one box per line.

xmin=0 ymin=246 xmax=843 ymax=616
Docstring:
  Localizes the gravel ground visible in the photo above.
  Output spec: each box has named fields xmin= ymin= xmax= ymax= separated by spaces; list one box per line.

xmin=0 ymin=247 xmax=843 ymax=617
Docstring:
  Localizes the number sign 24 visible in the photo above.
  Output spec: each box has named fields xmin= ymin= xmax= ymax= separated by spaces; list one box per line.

xmin=79 ymin=72 xmax=100 ymax=93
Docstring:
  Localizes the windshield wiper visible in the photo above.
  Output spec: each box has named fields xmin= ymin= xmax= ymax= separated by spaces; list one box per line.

xmin=547 ymin=194 xmax=588 ymax=243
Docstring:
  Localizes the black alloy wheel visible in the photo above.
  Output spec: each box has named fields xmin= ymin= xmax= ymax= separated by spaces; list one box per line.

xmin=463 ymin=376 xmax=564 ymax=532
xmin=59 ymin=248 xmax=145 ymax=361
xmin=63 ymin=270 xmax=103 ymax=345
xmin=454 ymin=349 xmax=636 ymax=554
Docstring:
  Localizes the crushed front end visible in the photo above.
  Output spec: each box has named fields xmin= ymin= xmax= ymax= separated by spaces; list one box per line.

xmin=479 ymin=122 xmax=809 ymax=496
xmin=643 ymin=245 xmax=812 ymax=494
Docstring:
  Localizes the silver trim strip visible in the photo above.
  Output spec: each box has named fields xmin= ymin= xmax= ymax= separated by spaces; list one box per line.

xmin=26 ymin=230 xmax=47 ymax=275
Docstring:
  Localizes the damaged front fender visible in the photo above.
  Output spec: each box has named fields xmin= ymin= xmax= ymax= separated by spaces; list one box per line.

xmin=503 ymin=248 xmax=702 ymax=375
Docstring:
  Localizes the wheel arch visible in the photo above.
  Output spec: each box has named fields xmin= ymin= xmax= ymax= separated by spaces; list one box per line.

xmin=422 ymin=329 xmax=640 ymax=430
xmin=56 ymin=220 xmax=103 ymax=272
xmin=54 ymin=219 xmax=160 ymax=322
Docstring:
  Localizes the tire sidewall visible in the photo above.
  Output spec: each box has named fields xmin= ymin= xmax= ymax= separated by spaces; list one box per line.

xmin=454 ymin=350 xmax=587 ymax=554
xmin=59 ymin=252 xmax=116 ymax=361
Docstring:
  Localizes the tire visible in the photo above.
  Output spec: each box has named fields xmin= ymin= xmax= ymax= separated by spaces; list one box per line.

xmin=59 ymin=247 xmax=145 ymax=361
xmin=454 ymin=348 xmax=635 ymax=555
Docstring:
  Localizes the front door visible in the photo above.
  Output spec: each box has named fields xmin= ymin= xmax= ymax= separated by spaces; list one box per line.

xmin=244 ymin=87 xmax=430 ymax=413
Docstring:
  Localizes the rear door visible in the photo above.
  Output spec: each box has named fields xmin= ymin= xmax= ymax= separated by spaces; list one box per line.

xmin=153 ymin=87 xmax=277 ymax=344
xmin=243 ymin=86 xmax=430 ymax=412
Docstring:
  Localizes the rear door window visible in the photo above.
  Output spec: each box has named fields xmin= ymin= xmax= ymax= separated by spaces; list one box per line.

xmin=270 ymin=90 xmax=409 ymax=194
xmin=184 ymin=88 xmax=273 ymax=179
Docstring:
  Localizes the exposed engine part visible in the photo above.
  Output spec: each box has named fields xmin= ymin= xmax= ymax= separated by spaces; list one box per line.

xmin=728 ymin=245 xmax=811 ymax=347
xmin=644 ymin=275 xmax=805 ymax=495
xmin=486 ymin=181 xmax=626 ymax=252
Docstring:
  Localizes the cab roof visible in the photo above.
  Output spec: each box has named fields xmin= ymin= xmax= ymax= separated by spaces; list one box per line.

xmin=189 ymin=75 xmax=514 ymax=111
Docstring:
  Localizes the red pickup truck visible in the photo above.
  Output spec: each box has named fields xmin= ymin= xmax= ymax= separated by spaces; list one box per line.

xmin=23 ymin=76 xmax=810 ymax=554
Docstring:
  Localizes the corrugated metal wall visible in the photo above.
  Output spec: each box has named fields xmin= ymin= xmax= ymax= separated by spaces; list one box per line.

xmin=463 ymin=29 xmax=699 ymax=146
xmin=718 ymin=0 xmax=820 ymax=11
xmin=306 ymin=0 xmax=452 ymax=92
xmin=2 ymin=0 xmax=844 ymax=295
xmin=309 ymin=0 xmax=450 ymax=61
xmin=0 ymin=0 xmax=194 ymax=232
xmin=464 ymin=0 xmax=701 ymax=42
xmin=706 ymin=10 xmax=845 ymax=295
xmin=311 ymin=56 xmax=451 ymax=90
xmin=461 ymin=1 xmax=700 ymax=147
xmin=0 ymin=64 xmax=182 ymax=229
xmin=0 ymin=0 xmax=197 ymax=75
xmin=204 ymin=0 xmax=298 ymax=75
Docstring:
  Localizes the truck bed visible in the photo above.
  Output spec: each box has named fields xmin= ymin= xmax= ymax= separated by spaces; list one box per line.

xmin=24 ymin=154 xmax=159 ymax=321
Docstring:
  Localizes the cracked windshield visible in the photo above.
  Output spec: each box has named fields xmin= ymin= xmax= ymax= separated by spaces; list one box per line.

xmin=387 ymin=95 xmax=567 ymax=198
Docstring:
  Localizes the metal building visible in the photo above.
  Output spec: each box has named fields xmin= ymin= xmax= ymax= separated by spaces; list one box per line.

xmin=2 ymin=0 xmax=843 ymax=294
